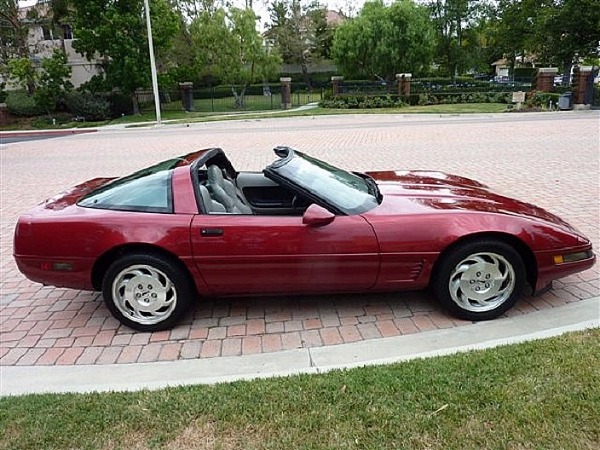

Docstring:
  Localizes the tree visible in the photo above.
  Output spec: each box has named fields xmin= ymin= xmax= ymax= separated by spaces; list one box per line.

xmin=332 ymin=0 xmax=435 ymax=82
xmin=190 ymin=6 xmax=281 ymax=108
xmin=0 ymin=0 xmax=29 ymax=61
xmin=7 ymin=58 xmax=37 ymax=94
xmin=7 ymin=49 xmax=72 ymax=113
xmin=428 ymin=0 xmax=471 ymax=77
xmin=493 ymin=0 xmax=600 ymax=76
xmin=492 ymin=0 xmax=544 ymax=72
xmin=459 ymin=3 xmax=503 ymax=75
xmin=265 ymin=0 xmax=333 ymax=86
xmin=172 ymin=0 xmax=224 ymax=19
xmin=535 ymin=0 xmax=600 ymax=75
xmin=70 ymin=0 xmax=179 ymax=113
xmin=35 ymin=49 xmax=73 ymax=113
xmin=1 ymin=0 xmax=33 ymax=93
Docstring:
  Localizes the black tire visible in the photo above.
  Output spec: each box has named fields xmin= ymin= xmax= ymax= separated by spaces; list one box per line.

xmin=432 ymin=240 xmax=526 ymax=321
xmin=102 ymin=253 xmax=195 ymax=332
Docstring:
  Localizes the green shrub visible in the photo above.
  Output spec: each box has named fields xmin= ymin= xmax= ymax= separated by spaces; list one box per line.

xmin=416 ymin=91 xmax=511 ymax=106
xmin=0 ymin=83 xmax=6 ymax=103
xmin=322 ymin=90 xmax=513 ymax=109
xmin=31 ymin=112 xmax=74 ymax=128
xmin=108 ymin=92 xmax=133 ymax=117
xmin=5 ymin=91 xmax=44 ymax=116
xmin=319 ymin=94 xmax=407 ymax=109
xmin=65 ymin=91 xmax=110 ymax=121
xmin=527 ymin=91 xmax=561 ymax=108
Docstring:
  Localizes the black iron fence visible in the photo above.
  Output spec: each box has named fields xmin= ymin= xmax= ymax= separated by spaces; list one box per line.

xmin=132 ymin=74 xmax=598 ymax=114
xmin=137 ymin=83 xmax=325 ymax=114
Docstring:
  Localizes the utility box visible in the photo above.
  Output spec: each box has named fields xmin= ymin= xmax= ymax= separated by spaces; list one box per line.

xmin=558 ymin=92 xmax=572 ymax=110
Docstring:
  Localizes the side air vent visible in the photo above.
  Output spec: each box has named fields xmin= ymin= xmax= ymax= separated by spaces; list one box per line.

xmin=410 ymin=260 xmax=425 ymax=280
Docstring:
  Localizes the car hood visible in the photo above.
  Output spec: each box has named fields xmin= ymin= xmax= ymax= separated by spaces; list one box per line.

xmin=39 ymin=177 xmax=116 ymax=211
xmin=366 ymin=170 xmax=579 ymax=232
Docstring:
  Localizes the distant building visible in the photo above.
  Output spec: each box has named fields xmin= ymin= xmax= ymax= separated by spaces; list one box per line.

xmin=491 ymin=55 xmax=537 ymax=80
xmin=3 ymin=3 xmax=101 ymax=90
xmin=325 ymin=10 xmax=346 ymax=26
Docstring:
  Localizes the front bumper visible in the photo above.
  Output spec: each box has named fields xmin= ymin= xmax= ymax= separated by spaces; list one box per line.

xmin=534 ymin=244 xmax=596 ymax=293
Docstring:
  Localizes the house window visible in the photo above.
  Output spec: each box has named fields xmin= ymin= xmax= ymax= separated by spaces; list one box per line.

xmin=62 ymin=24 xmax=73 ymax=40
xmin=42 ymin=26 xmax=52 ymax=40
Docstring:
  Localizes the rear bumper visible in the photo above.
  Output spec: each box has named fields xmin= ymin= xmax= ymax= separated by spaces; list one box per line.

xmin=14 ymin=254 xmax=95 ymax=290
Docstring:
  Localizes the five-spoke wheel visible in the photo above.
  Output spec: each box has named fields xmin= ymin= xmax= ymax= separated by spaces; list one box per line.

xmin=433 ymin=240 xmax=525 ymax=321
xmin=102 ymin=254 xmax=194 ymax=331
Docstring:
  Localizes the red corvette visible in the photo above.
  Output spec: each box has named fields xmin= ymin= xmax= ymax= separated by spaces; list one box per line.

xmin=14 ymin=147 xmax=595 ymax=331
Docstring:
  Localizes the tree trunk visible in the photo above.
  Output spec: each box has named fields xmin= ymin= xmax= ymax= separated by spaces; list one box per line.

xmin=231 ymin=85 xmax=247 ymax=109
xmin=300 ymin=55 xmax=311 ymax=91
xmin=132 ymin=94 xmax=140 ymax=115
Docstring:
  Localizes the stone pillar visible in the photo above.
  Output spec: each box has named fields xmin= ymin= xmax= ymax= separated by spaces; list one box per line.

xmin=0 ymin=103 xmax=12 ymax=127
xmin=573 ymin=66 xmax=593 ymax=106
xmin=179 ymin=82 xmax=194 ymax=112
xmin=331 ymin=76 xmax=343 ymax=96
xmin=396 ymin=73 xmax=412 ymax=96
xmin=280 ymin=77 xmax=291 ymax=109
xmin=535 ymin=68 xmax=557 ymax=92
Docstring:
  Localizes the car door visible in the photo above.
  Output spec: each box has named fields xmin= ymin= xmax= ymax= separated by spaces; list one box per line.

xmin=190 ymin=211 xmax=380 ymax=296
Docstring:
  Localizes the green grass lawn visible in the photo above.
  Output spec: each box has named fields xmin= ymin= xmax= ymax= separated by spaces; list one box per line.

xmin=122 ymin=102 xmax=510 ymax=128
xmin=1 ymin=328 xmax=598 ymax=450
xmin=1 ymin=103 xmax=510 ymax=131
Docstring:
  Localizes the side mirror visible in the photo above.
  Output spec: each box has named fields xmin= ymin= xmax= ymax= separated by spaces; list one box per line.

xmin=302 ymin=204 xmax=335 ymax=227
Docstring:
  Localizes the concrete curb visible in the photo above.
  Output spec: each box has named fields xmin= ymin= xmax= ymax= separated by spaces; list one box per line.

xmin=3 ymin=109 xmax=596 ymax=136
xmin=0 ymin=129 xmax=97 ymax=138
xmin=2 ymin=297 xmax=598 ymax=397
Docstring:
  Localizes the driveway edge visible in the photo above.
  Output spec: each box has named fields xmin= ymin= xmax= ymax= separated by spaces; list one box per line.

xmin=2 ymin=297 xmax=598 ymax=397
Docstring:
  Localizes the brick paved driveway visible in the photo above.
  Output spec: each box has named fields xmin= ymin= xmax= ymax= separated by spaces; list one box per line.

xmin=1 ymin=112 xmax=598 ymax=366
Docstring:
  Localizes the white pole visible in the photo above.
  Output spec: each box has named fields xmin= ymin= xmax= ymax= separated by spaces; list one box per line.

xmin=144 ymin=0 xmax=161 ymax=125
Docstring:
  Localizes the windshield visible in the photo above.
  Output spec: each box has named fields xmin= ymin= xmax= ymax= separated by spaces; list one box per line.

xmin=78 ymin=157 xmax=185 ymax=213
xmin=265 ymin=150 xmax=379 ymax=215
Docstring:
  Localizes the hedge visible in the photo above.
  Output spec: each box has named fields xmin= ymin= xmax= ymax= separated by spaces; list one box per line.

xmin=5 ymin=91 xmax=44 ymax=116
xmin=319 ymin=91 xmax=513 ymax=109
xmin=65 ymin=91 xmax=110 ymax=121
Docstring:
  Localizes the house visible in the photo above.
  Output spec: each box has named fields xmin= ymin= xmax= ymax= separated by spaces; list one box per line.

xmin=491 ymin=55 xmax=537 ymax=81
xmin=2 ymin=3 xmax=101 ymax=90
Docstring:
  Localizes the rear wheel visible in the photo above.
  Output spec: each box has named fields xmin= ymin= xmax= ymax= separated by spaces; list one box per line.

xmin=433 ymin=240 xmax=526 ymax=321
xmin=102 ymin=253 xmax=195 ymax=331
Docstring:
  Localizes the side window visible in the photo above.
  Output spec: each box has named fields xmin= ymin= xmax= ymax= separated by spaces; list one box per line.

xmin=79 ymin=171 xmax=173 ymax=213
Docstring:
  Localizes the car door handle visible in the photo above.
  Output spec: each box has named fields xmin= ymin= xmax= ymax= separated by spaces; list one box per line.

xmin=201 ymin=228 xmax=223 ymax=237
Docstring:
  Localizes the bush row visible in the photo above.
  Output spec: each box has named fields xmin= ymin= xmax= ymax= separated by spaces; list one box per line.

xmin=527 ymin=91 xmax=561 ymax=108
xmin=319 ymin=91 xmax=513 ymax=109
xmin=5 ymin=90 xmax=131 ymax=121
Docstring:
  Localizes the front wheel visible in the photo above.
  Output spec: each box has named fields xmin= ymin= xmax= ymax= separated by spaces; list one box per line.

xmin=102 ymin=253 xmax=195 ymax=332
xmin=432 ymin=240 xmax=526 ymax=321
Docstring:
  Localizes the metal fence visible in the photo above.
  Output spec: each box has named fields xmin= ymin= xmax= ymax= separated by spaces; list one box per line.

xmin=135 ymin=76 xmax=598 ymax=113
xmin=138 ymin=84 xmax=325 ymax=114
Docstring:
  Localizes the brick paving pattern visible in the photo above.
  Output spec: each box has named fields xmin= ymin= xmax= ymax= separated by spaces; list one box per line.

xmin=1 ymin=113 xmax=599 ymax=366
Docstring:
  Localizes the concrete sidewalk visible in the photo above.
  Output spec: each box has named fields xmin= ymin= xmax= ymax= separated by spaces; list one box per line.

xmin=2 ymin=297 xmax=598 ymax=396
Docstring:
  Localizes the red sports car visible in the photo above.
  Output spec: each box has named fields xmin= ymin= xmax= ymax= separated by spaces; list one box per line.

xmin=14 ymin=146 xmax=595 ymax=331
